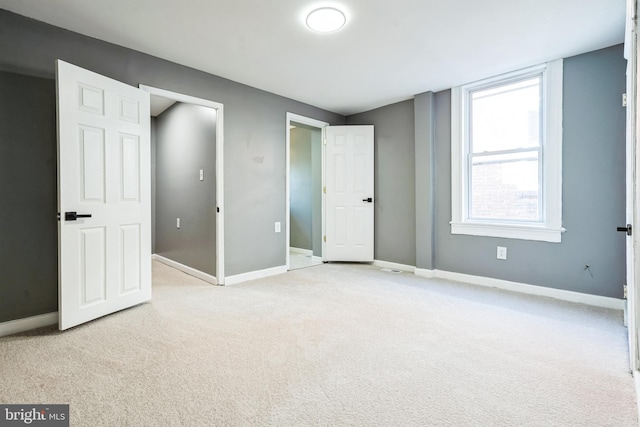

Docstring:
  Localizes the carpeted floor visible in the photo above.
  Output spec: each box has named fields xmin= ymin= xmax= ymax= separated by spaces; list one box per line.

xmin=0 ymin=261 xmax=637 ymax=426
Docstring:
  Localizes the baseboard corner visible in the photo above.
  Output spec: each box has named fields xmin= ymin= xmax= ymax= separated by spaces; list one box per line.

xmin=373 ymin=260 xmax=415 ymax=273
xmin=415 ymin=268 xmax=436 ymax=279
xmin=224 ymin=265 xmax=288 ymax=286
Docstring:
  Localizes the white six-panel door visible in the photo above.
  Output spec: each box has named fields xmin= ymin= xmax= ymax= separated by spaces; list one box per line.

xmin=57 ymin=60 xmax=151 ymax=330
xmin=324 ymin=125 xmax=374 ymax=262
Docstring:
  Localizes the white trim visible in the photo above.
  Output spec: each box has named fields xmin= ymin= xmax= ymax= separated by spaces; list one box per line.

xmin=450 ymin=222 xmax=565 ymax=243
xmin=0 ymin=312 xmax=58 ymax=337
xmin=290 ymin=247 xmax=313 ymax=256
xmin=451 ymin=60 xmax=564 ymax=242
xmin=152 ymin=254 xmax=217 ymax=284
xmin=285 ymin=113 xmax=329 ymax=271
xmin=373 ymin=260 xmax=416 ymax=273
xmin=412 ymin=268 xmax=623 ymax=310
xmin=433 ymin=270 xmax=624 ymax=310
xmin=140 ymin=85 xmax=225 ymax=284
xmin=225 ymin=265 xmax=288 ymax=286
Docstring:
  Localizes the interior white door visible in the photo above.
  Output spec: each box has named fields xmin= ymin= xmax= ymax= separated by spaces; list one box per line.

xmin=324 ymin=125 xmax=374 ymax=262
xmin=627 ymin=0 xmax=640 ymax=371
xmin=57 ymin=60 xmax=151 ymax=330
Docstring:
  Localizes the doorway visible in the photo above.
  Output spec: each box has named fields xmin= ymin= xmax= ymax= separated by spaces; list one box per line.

xmin=286 ymin=113 xmax=328 ymax=270
xmin=142 ymin=85 xmax=225 ymax=284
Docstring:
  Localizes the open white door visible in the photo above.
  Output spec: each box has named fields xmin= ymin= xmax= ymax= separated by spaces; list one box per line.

xmin=625 ymin=0 xmax=639 ymax=371
xmin=324 ymin=125 xmax=374 ymax=262
xmin=57 ymin=60 xmax=151 ymax=330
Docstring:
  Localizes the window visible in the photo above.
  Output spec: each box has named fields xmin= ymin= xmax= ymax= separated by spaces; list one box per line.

xmin=451 ymin=60 xmax=564 ymax=242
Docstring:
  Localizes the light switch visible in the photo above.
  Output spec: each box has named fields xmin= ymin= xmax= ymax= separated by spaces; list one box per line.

xmin=275 ymin=222 xmax=281 ymax=233
xmin=199 ymin=169 xmax=204 ymax=181
xmin=177 ymin=218 xmax=181 ymax=229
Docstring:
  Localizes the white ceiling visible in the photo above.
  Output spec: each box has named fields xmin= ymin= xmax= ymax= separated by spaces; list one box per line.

xmin=0 ymin=0 xmax=626 ymax=115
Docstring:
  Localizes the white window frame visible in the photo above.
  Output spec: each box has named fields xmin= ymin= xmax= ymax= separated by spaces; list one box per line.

xmin=451 ymin=59 xmax=565 ymax=243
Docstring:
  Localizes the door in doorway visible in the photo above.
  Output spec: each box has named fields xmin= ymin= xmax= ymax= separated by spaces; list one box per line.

xmin=324 ymin=125 xmax=375 ymax=262
xmin=57 ymin=60 xmax=151 ymax=330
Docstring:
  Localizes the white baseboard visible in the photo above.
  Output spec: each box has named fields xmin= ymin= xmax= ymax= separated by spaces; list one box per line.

xmin=290 ymin=247 xmax=313 ymax=256
xmin=225 ymin=265 xmax=288 ymax=286
xmin=0 ymin=312 xmax=58 ymax=338
xmin=152 ymin=254 xmax=217 ymax=285
xmin=432 ymin=269 xmax=624 ymax=310
xmin=373 ymin=260 xmax=416 ymax=273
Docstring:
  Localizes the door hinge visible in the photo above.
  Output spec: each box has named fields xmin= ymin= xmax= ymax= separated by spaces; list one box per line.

xmin=624 ymin=284 xmax=628 ymax=299
xmin=623 ymin=93 xmax=628 ymax=107
xmin=323 ymin=186 xmax=326 ymax=194
xmin=324 ymin=235 xmax=326 ymax=242
xmin=323 ymin=139 xmax=327 ymax=145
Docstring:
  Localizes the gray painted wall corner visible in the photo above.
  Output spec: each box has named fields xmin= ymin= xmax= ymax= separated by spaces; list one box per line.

xmin=346 ymin=99 xmax=417 ymax=266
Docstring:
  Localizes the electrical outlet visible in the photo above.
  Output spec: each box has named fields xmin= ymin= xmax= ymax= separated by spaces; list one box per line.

xmin=177 ymin=218 xmax=181 ymax=229
xmin=275 ymin=222 xmax=281 ymax=233
xmin=497 ymin=246 xmax=507 ymax=260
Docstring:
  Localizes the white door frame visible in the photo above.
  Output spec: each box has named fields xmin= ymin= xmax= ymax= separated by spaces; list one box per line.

xmin=285 ymin=113 xmax=328 ymax=269
xmin=140 ymin=85 xmax=225 ymax=284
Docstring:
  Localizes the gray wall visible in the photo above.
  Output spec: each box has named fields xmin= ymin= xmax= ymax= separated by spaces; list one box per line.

xmin=433 ymin=44 xmax=626 ymax=298
xmin=344 ymin=45 xmax=625 ymax=299
xmin=151 ymin=116 xmax=157 ymax=252
xmin=0 ymin=72 xmax=57 ymax=323
xmin=414 ymin=92 xmax=436 ymax=270
xmin=311 ymin=128 xmax=322 ymax=257
xmin=0 ymin=10 xmax=344 ymax=322
xmin=290 ymin=127 xmax=313 ymax=251
xmin=347 ymin=100 xmax=417 ymax=266
xmin=155 ymin=102 xmax=217 ymax=276
xmin=435 ymin=46 xmax=626 ymax=298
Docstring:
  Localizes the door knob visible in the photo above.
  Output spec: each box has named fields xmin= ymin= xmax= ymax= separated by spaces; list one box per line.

xmin=64 ymin=211 xmax=92 ymax=221
xmin=617 ymin=224 xmax=632 ymax=236
xmin=362 ymin=197 xmax=373 ymax=203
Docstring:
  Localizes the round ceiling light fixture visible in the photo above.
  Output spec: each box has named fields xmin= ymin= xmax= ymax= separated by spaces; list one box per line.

xmin=306 ymin=7 xmax=346 ymax=33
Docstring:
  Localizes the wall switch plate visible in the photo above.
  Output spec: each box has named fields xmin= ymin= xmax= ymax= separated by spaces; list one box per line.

xmin=497 ymin=246 xmax=507 ymax=260
xmin=199 ymin=169 xmax=204 ymax=181
xmin=177 ymin=218 xmax=181 ymax=229
xmin=275 ymin=222 xmax=281 ymax=233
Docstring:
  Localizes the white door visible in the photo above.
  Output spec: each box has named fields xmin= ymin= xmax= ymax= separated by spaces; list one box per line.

xmin=626 ymin=0 xmax=640 ymax=371
xmin=57 ymin=60 xmax=151 ymax=330
xmin=324 ymin=125 xmax=374 ymax=262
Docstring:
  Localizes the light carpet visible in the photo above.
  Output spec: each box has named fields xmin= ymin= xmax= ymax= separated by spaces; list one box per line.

xmin=0 ymin=261 xmax=637 ymax=426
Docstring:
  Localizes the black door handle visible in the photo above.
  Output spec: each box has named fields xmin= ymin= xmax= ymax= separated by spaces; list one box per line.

xmin=64 ymin=211 xmax=92 ymax=221
xmin=617 ymin=224 xmax=632 ymax=236
xmin=362 ymin=197 xmax=373 ymax=203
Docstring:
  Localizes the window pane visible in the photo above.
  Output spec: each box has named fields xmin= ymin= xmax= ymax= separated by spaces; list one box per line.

xmin=470 ymin=157 xmax=540 ymax=221
xmin=470 ymin=76 xmax=541 ymax=153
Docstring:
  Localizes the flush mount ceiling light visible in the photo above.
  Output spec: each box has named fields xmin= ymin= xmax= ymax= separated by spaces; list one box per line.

xmin=306 ymin=7 xmax=346 ymax=33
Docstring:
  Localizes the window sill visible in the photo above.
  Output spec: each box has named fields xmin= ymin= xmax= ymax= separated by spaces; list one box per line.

xmin=450 ymin=221 xmax=565 ymax=243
